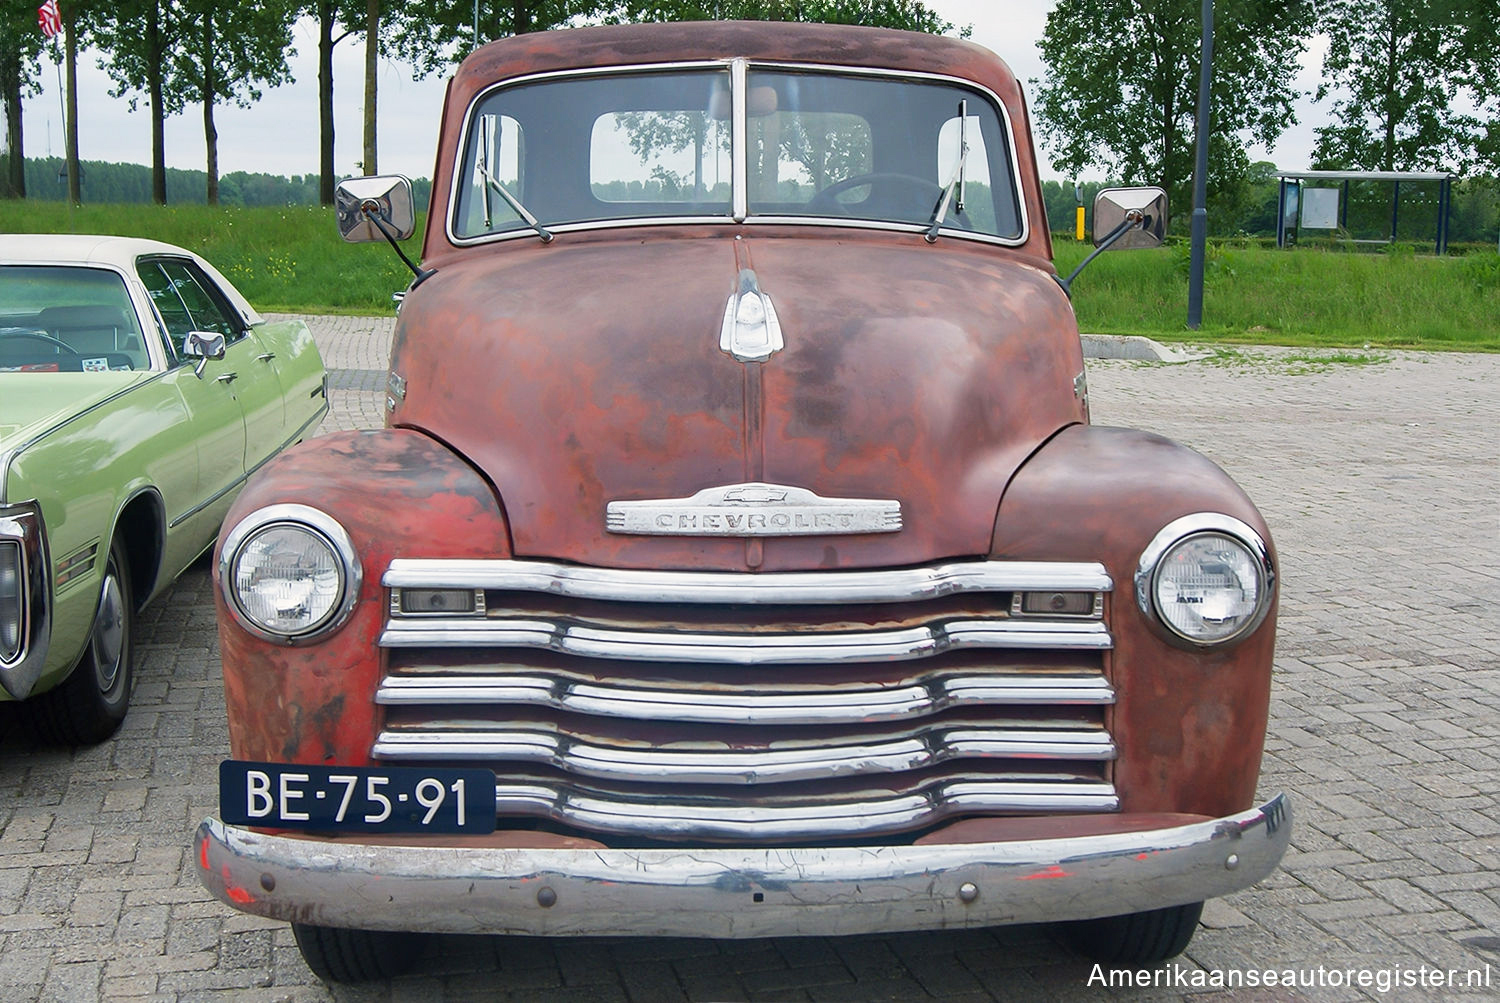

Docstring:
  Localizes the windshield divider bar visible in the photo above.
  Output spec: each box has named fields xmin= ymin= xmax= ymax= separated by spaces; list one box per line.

xmin=731 ymin=58 xmax=748 ymax=223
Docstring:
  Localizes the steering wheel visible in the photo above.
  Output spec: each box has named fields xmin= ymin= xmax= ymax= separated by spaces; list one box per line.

xmin=807 ymin=173 xmax=943 ymax=215
xmin=0 ymin=329 xmax=80 ymax=354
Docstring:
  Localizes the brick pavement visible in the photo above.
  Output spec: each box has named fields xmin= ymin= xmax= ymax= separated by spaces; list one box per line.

xmin=0 ymin=322 xmax=1496 ymax=1001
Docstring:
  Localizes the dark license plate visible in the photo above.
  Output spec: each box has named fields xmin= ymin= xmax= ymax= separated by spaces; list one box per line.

xmin=220 ymin=760 xmax=495 ymax=834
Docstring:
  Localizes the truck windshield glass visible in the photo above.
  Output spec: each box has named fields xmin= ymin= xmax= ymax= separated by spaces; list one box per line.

xmin=455 ymin=69 xmax=735 ymax=239
xmin=745 ymin=70 xmax=1020 ymax=238
xmin=452 ymin=66 xmax=1021 ymax=241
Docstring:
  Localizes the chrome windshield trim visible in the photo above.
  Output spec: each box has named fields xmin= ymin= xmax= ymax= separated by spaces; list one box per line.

xmin=198 ymin=795 xmax=1291 ymax=938
xmin=375 ymin=666 xmax=1116 ymax=722
xmin=379 ymin=617 xmax=1113 ymax=662
xmin=445 ymin=59 xmax=1029 ymax=249
xmin=0 ymin=501 xmax=52 ymax=699
xmin=384 ymin=558 xmax=1112 ymax=603
xmin=374 ymin=720 xmax=1115 ymax=784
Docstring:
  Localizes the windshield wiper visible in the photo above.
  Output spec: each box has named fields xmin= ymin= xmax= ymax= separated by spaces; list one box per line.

xmin=478 ymin=161 xmax=553 ymax=244
xmin=925 ymin=99 xmax=969 ymax=243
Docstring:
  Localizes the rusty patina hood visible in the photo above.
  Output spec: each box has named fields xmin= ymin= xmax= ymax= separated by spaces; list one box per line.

xmin=388 ymin=229 xmax=1084 ymax=572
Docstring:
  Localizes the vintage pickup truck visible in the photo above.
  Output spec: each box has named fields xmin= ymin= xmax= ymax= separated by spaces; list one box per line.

xmin=197 ymin=20 xmax=1289 ymax=982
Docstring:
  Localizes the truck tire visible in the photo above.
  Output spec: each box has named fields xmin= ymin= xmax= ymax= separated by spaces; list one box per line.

xmin=1059 ymin=901 xmax=1204 ymax=966
xmin=32 ymin=537 xmax=134 ymax=745
xmin=291 ymin=923 xmax=426 ymax=983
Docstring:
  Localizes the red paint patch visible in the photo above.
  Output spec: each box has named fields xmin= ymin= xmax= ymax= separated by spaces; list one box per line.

xmin=1017 ymin=865 xmax=1074 ymax=881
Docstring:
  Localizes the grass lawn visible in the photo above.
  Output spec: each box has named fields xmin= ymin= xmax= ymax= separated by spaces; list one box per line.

xmin=4 ymin=201 xmax=1497 ymax=351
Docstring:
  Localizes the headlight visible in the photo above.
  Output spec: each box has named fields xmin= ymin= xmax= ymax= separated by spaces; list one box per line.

xmin=220 ymin=505 xmax=361 ymax=644
xmin=1136 ymin=514 xmax=1274 ymax=646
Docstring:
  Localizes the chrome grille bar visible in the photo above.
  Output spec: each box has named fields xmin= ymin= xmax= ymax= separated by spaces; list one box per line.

xmin=376 ymin=665 xmax=1115 ymax=723
xmin=374 ymin=718 xmax=1115 ymax=784
xmin=380 ymin=616 xmax=1112 ymax=662
xmin=488 ymin=772 xmax=1120 ymax=840
xmin=384 ymin=557 xmax=1112 ymax=604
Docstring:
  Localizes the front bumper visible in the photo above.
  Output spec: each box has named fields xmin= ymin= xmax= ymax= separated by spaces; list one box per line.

xmin=196 ymin=793 xmax=1289 ymax=938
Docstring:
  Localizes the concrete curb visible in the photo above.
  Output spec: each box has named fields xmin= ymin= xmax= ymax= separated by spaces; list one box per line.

xmin=1081 ymin=333 xmax=1208 ymax=363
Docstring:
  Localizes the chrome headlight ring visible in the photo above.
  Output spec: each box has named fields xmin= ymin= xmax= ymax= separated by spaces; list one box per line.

xmin=1135 ymin=513 xmax=1275 ymax=648
xmin=219 ymin=504 xmax=362 ymax=645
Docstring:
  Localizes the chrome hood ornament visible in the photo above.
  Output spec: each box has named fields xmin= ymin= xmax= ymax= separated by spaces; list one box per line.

xmin=720 ymin=269 xmax=784 ymax=362
xmin=608 ymin=482 xmax=902 ymax=537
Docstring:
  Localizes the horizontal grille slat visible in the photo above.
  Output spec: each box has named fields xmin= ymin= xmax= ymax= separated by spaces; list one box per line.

xmin=376 ymin=664 xmax=1114 ymax=723
xmin=374 ymin=715 xmax=1115 ymax=783
xmin=380 ymin=616 xmax=1112 ymax=661
xmin=484 ymin=769 xmax=1120 ymax=840
xmin=376 ymin=558 xmax=1117 ymax=843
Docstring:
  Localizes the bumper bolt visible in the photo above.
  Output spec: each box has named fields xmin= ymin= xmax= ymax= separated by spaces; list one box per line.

xmin=537 ymin=886 xmax=558 ymax=908
xmin=958 ymin=882 xmax=979 ymax=903
xmin=260 ymin=873 xmax=276 ymax=892
xmin=1225 ymin=854 xmax=1241 ymax=871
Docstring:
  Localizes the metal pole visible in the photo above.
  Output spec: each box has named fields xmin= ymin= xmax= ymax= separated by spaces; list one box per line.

xmin=1187 ymin=0 xmax=1213 ymax=329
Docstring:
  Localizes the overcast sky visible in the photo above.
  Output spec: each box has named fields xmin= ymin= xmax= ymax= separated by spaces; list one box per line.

xmin=18 ymin=0 xmax=1324 ymax=185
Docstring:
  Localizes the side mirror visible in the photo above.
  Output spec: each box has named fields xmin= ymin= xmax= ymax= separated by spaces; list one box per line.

xmin=1057 ymin=186 xmax=1169 ymax=296
xmin=1093 ymin=187 xmax=1168 ymax=250
xmin=336 ymin=175 xmax=416 ymax=243
xmin=183 ymin=330 xmax=227 ymax=378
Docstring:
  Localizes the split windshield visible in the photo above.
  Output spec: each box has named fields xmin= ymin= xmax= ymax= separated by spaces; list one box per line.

xmin=453 ymin=66 xmax=1023 ymax=241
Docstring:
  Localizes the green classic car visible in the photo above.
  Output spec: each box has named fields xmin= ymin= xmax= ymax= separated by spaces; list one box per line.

xmin=0 ymin=234 xmax=327 ymax=743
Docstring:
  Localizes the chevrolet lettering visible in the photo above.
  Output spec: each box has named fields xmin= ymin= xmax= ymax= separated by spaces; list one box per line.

xmin=197 ymin=21 xmax=1290 ymax=985
xmin=607 ymin=482 xmax=902 ymax=536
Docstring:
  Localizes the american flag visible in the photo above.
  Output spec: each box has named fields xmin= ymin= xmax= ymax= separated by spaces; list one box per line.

xmin=38 ymin=0 xmax=62 ymax=38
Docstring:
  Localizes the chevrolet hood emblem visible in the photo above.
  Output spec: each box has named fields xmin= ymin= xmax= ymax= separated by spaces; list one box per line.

xmin=607 ymin=482 xmax=902 ymax=537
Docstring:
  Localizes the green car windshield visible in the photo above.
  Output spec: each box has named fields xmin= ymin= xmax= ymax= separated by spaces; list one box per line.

xmin=0 ymin=266 xmax=148 ymax=373
xmin=453 ymin=66 xmax=1022 ymax=241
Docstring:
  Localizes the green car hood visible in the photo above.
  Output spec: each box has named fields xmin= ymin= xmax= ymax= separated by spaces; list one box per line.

xmin=0 ymin=372 xmax=150 ymax=500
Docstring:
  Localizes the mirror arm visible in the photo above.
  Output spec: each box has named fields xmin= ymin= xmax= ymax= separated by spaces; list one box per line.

xmin=1057 ymin=209 xmax=1147 ymax=296
xmin=361 ymin=200 xmax=437 ymax=286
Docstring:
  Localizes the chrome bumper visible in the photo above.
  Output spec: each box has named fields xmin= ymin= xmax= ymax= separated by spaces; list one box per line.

xmin=196 ymin=794 xmax=1289 ymax=938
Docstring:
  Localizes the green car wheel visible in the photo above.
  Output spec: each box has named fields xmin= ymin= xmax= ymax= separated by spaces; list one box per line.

xmin=33 ymin=538 xmax=134 ymax=745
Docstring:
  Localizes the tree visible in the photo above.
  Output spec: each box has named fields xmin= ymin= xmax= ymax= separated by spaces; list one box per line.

xmin=96 ymin=0 xmax=192 ymax=204
xmin=607 ymin=0 xmax=959 ymax=33
xmin=171 ymin=0 xmax=296 ymax=204
xmin=1310 ymin=0 xmax=1477 ymax=172
xmin=1448 ymin=0 xmax=1499 ymax=174
xmin=1034 ymin=0 xmax=1312 ymax=220
xmin=363 ymin=0 xmax=380 ymax=175
xmin=389 ymin=1 xmax=607 ymax=81
xmin=0 ymin=0 xmax=48 ymax=197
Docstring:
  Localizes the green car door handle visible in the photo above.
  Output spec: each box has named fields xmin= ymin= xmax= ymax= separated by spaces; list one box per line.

xmin=216 ymin=372 xmax=238 ymax=385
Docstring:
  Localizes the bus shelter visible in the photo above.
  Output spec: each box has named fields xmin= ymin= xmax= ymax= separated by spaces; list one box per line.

xmin=1276 ymin=170 xmax=1454 ymax=253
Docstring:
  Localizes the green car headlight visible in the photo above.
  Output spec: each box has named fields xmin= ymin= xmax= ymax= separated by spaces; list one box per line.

xmin=220 ymin=505 xmax=361 ymax=644
xmin=1136 ymin=514 xmax=1274 ymax=646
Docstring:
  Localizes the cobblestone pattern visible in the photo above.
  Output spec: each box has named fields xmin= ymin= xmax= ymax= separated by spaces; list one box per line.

xmin=0 ymin=322 xmax=1496 ymax=1001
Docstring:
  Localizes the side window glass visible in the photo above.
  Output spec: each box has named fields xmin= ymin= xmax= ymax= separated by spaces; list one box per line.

xmin=157 ymin=260 xmax=244 ymax=343
xmin=137 ymin=261 xmax=194 ymax=358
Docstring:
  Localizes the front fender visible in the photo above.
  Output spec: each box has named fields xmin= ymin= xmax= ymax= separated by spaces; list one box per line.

xmin=992 ymin=425 xmax=1278 ymax=819
xmin=215 ymin=429 xmax=511 ymax=765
